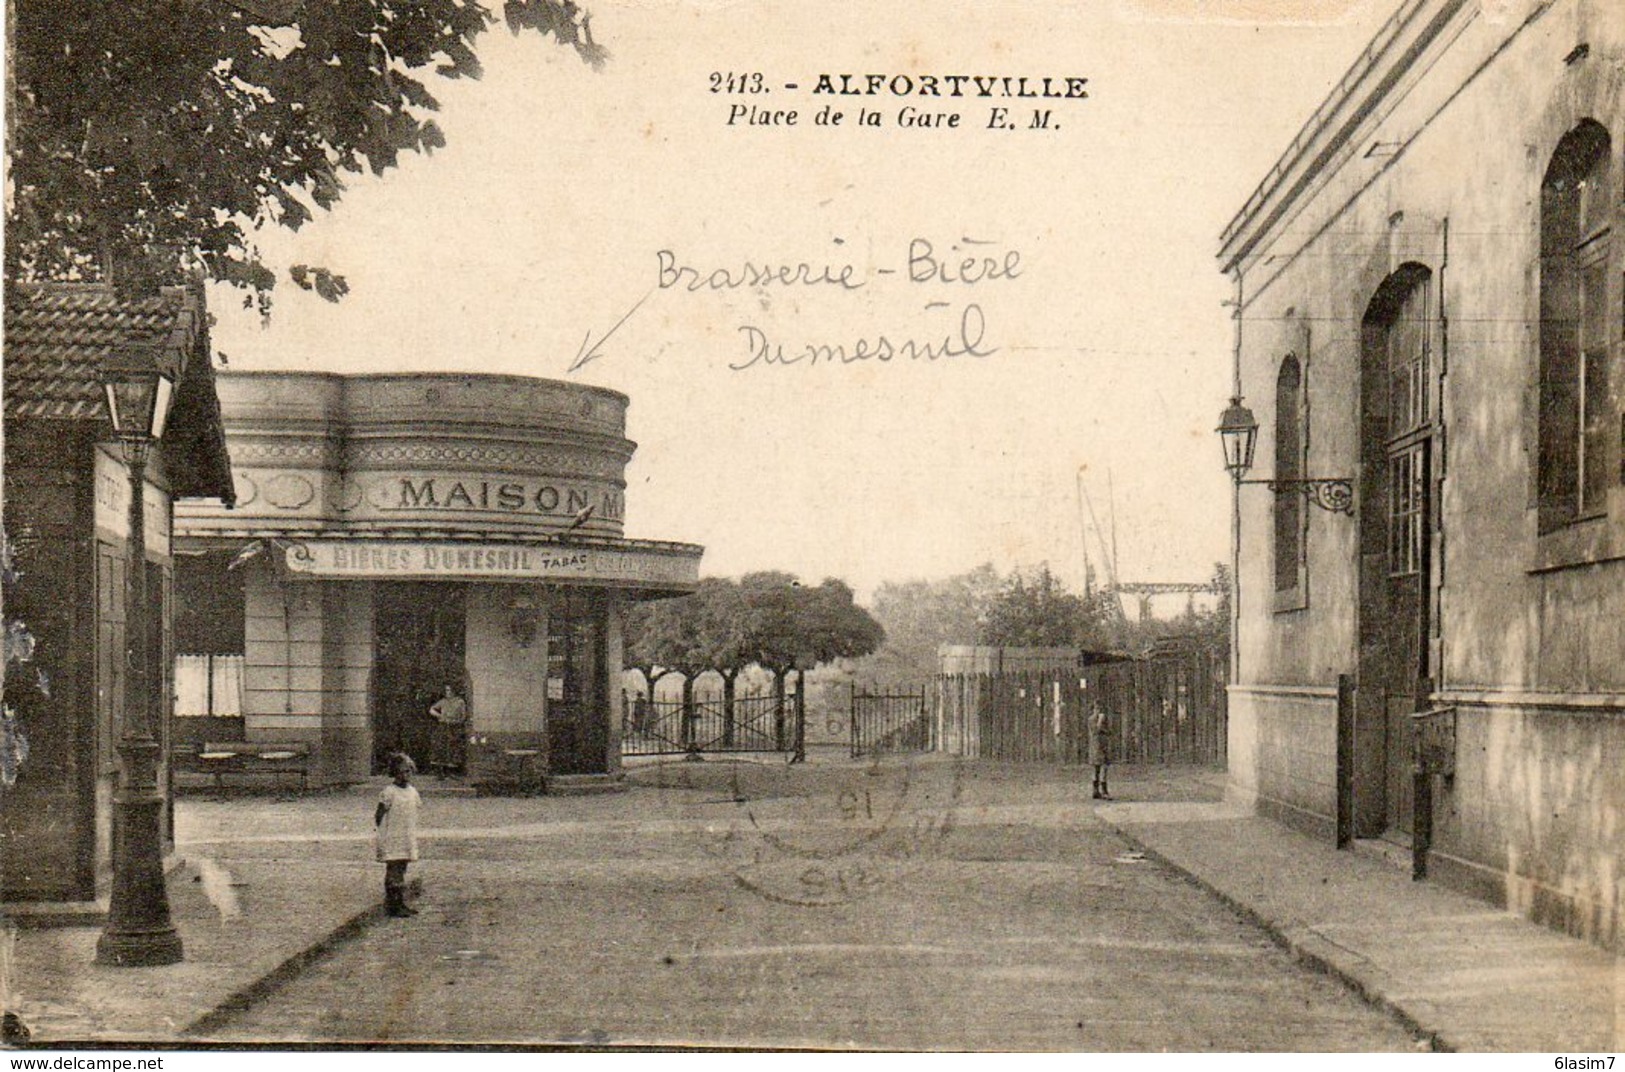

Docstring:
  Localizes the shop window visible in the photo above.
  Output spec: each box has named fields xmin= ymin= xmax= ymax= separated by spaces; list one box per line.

xmin=174 ymin=654 xmax=244 ymax=717
xmin=173 ymin=553 xmax=246 ymax=718
xmin=1538 ymin=119 xmax=1614 ymax=531
xmin=1273 ymin=354 xmax=1307 ymax=602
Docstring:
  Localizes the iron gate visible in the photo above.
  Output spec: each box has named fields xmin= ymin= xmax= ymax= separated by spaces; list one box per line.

xmin=850 ymin=686 xmax=931 ymax=758
xmin=622 ymin=691 xmax=794 ymax=757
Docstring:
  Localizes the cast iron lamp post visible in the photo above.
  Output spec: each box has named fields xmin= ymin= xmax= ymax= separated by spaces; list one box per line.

xmin=96 ymin=351 xmax=183 ymax=967
xmin=1216 ymin=396 xmax=1355 ymax=515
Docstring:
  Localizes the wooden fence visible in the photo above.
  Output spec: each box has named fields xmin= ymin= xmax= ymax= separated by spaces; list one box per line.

xmin=935 ymin=648 xmax=1227 ymax=767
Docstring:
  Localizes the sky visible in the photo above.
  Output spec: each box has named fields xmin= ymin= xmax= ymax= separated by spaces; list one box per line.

xmin=208 ymin=0 xmax=1393 ymax=602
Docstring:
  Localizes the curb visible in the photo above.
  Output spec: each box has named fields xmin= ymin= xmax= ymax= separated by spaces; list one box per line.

xmin=181 ymin=900 xmax=389 ymax=1039
xmin=1101 ymin=819 xmax=1453 ymax=1053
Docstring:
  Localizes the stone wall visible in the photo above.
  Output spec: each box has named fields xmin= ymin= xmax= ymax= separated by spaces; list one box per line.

xmin=1223 ymin=0 xmax=1625 ymax=949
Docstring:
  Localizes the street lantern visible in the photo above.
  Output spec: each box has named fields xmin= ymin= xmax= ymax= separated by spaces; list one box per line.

xmin=1216 ymin=395 xmax=1354 ymax=516
xmin=101 ymin=355 xmax=175 ymax=444
xmin=1216 ymin=396 xmax=1259 ymax=482
xmin=96 ymin=347 xmax=183 ymax=967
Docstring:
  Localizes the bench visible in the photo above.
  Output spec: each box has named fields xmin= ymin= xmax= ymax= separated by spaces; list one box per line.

xmin=174 ymin=741 xmax=312 ymax=791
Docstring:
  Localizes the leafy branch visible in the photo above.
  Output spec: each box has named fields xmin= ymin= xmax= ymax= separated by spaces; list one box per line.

xmin=0 ymin=533 xmax=44 ymax=789
xmin=7 ymin=0 xmax=606 ymax=313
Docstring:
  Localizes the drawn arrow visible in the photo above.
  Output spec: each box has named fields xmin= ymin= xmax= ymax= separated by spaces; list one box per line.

xmin=568 ymin=289 xmax=654 ymax=373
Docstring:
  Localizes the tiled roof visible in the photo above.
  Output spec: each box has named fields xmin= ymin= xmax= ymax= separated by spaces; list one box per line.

xmin=4 ymin=281 xmax=236 ymax=503
xmin=5 ymin=283 xmax=197 ymax=420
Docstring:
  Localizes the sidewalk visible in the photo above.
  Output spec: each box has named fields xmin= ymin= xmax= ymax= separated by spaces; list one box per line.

xmin=1094 ymin=773 xmax=1623 ymax=1052
xmin=2 ymin=854 xmax=381 ymax=1043
xmin=0 ymin=777 xmax=478 ymax=1044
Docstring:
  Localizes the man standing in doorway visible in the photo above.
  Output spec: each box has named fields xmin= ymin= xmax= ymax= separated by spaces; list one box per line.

xmin=428 ymin=684 xmax=468 ymax=778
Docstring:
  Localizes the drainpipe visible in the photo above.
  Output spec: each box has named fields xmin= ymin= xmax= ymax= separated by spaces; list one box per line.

xmin=1228 ymin=268 xmax=1245 ymax=686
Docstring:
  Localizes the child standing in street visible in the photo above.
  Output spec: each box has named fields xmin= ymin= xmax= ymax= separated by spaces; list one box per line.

xmin=375 ymin=753 xmax=421 ymax=917
xmin=1088 ymin=705 xmax=1112 ymax=800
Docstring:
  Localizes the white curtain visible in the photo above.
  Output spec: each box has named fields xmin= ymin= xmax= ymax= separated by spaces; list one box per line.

xmin=212 ymin=655 xmax=244 ymax=717
xmin=174 ymin=654 xmax=245 ymax=717
xmin=175 ymin=655 xmax=210 ymax=716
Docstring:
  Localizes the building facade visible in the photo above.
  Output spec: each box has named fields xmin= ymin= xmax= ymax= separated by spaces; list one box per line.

xmin=172 ymin=372 xmax=702 ymax=792
xmin=3 ymin=282 xmax=235 ymax=909
xmin=1220 ymin=0 xmax=1623 ymax=949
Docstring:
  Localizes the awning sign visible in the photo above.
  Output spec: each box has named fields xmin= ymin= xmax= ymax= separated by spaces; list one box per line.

xmin=281 ymin=539 xmax=700 ymax=589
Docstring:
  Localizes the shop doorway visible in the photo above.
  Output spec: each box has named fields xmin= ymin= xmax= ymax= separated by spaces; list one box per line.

xmin=373 ymin=582 xmax=466 ymax=775
xmin=1356 ymin=264 xmax=1437 ymax=841
xmin=546 ymin=591 xmax=609 ymax=775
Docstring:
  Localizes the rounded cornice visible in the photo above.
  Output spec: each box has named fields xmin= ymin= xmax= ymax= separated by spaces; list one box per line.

xmin=343 ymin=439 xmax=629 ymax=479
xmin=202 ymin=371 xmax=638 ymax=538
xmin=215 ymin=371 xmax=628 ymax=439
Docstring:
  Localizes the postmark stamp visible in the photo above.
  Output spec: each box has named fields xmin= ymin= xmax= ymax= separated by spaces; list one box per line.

xmin=700 ymin=754 xmax=966 ymax=907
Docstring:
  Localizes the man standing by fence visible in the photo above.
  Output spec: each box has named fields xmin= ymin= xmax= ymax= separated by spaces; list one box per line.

xmin=1089 ymin=704 xmax=1112 ymax=800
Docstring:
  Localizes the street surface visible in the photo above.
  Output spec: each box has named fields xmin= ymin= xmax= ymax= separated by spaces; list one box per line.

xmin=177 ymin=756 xmax=1421 ymax=1050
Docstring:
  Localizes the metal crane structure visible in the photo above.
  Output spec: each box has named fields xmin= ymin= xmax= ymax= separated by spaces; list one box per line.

xmin=1077 ymin=465 xmax=1219 ymax=626
xmin=1109 ymin=581 xmax=1220 ymax=624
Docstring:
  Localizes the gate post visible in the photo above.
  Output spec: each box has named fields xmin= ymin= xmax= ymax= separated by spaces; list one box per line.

xmin=681 ymin=673 xmax=698 ymax=758
xmin=849 ymin=682 xmax=859 ymax=759
xmin=1411 ymin=705 xmax=1455 ymax=881
xmin=792 ymin=668 xmax=807 ymax=764
xmin=771 ymin=672 xmax=784 ymax=751
xmin=1336 ymin=673 xmax=1354 ymax=849
xmin=1412 ymin=752 xmax=1432 ymax=879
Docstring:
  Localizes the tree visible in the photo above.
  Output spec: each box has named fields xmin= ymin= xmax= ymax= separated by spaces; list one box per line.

xmin=979 ymin=563 xmax=1108 ymax=649
xmin=866 ymin=564 xmax=1001 ymax=683
xmin=622 ymin=599 xmax=681 ymax=696
xmin=620 ymin=578 xmax=744 ymax=750
xmin=1184 ymin=562 xmax=1231 ymax=655
xmin=735 ymin=572 xmax=884 ymax=746
xmin=623 ymin=574 xmax=883 ymax=751
xmin=737 ymin=572 xmax=885 ymax=674
xmin=7 ymin=0 xmax=604 ymax=311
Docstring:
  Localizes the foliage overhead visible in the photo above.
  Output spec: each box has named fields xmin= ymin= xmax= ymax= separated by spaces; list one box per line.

xmin=622 ymin=573 xmax=885 ymax=685
xmin=7 ymin=0 xmax=605 ymax=313
xmin=623 ymin=577 xmax=747 ymax=681
xmin=735 ymin=572 xmax=885 ymax=675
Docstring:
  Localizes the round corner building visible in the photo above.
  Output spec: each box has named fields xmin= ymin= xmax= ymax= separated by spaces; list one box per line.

xmin=173 ymin=372 xmax=702 ymax=793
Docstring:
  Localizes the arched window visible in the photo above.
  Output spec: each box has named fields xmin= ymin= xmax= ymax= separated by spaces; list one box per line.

xmin=1538 ymin=119 xmax=1613 ymax=530
xmin=1274 ymin=354 xmax=1305 ymax=595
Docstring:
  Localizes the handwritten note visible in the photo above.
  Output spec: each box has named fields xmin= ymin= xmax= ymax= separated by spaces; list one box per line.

xmin=654 ymin=238 xmax=1023 ymax=373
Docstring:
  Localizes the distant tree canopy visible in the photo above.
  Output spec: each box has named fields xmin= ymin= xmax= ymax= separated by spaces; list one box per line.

xmin=626 ymin=562 xmax=1227 ymax=693
xmin=7 ymin=0 xmax=604 ymax=311
xmin=623 ymin=573 xmax=884 ymax=690
xmin=859 ymin=561 xmax=1228 ymax=684
xmin=980 ymin=563 xmax=1111 ymax=649
xmin=864 ymin=564 xmax=1001 ymax=683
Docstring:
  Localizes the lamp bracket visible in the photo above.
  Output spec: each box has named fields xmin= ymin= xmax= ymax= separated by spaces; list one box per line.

xmin=1238 ymin=477 xmax=1355 ymax=515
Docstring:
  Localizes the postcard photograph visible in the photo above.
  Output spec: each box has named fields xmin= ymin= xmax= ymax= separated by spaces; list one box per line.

xmin=1 ymin=0 xmax=1622 ymax=1055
